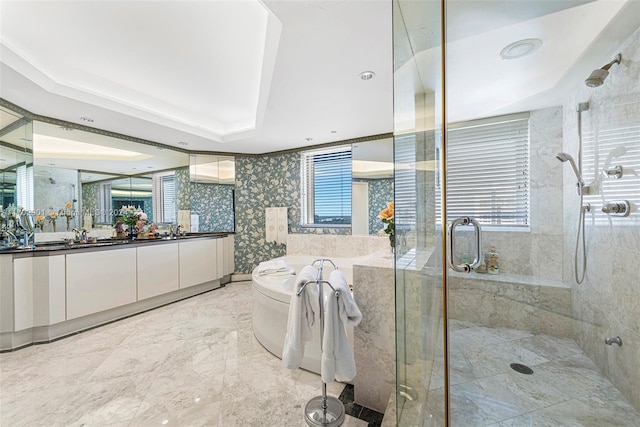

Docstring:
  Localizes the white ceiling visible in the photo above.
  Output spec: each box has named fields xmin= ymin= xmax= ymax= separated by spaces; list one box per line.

xmin=1 ymin=0 xmax=638 ymax=154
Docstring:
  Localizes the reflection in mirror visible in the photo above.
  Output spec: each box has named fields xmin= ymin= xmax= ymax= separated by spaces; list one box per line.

xmin=80 ymin=171 xmax=121 ymax=226
xmin=0 ymin=105 xmax=33 ymax=211
xmin=351 ymin=137 xmax=394 ymax=236
xmin=188 ymin=154 xmax=235 ymax=232
xmin=33 ymin=121 xmax=190 ymax=234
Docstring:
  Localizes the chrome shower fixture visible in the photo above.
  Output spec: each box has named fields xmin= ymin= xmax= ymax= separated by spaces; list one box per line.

xmin=556 ymin=152 xmax=593 ymax=195
xmin=585 ymin=53 xmax=622 ymax=87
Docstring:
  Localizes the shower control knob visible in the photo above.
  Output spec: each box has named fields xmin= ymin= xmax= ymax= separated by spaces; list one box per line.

xmin=601 ymin=200 xmax=630 ymax=217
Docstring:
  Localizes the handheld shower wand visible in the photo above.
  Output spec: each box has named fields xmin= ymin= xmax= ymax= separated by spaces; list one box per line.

xmin=557 ymin=151 xmax=591 ymax=284
xmin=555 ymin=153 xmax=585 ymax=186
xmin=556 ymin=152 xmax=591 ymax=195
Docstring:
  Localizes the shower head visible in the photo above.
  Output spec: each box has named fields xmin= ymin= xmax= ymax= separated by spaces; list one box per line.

xmin=585 ymin=53 xmax=622 ymax=87
xmin=556 ymin=152 xmax=586 ymax=187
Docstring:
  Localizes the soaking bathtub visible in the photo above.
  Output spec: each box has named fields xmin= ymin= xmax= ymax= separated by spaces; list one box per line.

xmin=251 ymin=255 xmax=354 ymax=374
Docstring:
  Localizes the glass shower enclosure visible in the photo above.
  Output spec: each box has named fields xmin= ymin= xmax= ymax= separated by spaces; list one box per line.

xmin=393 ymin=0 xmax=640 ymax=425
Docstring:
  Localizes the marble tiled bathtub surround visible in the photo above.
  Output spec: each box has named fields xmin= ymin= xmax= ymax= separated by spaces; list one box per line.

xmin=286 ymin=234 xmax=390 ymax=258
xmin=0 ymin=283 xmax=367 ymax=427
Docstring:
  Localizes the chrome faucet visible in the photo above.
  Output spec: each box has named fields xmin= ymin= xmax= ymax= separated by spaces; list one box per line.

xmin=605 ymin=336 xmax=622 ymax=346
xmin=72 ymin=228 xmax=80 ymax=240
xmin=81 ymin=229 xmax=88 ymax=242
xmin=2 ymin=230 xmax=18 ymax=247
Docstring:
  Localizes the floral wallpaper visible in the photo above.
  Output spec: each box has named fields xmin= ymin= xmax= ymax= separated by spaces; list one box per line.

xmin=81 ymin=182 xmax=99 ymax=225
xmin=354 ymin=178 xmax=393 ymax=235
xmin=175 ymin=167 xmax=191 ymax=211
xmin=234 ymin=152 xmax=350 ymax=274
xmin=190 ymin=183 xmax=235 ymax=232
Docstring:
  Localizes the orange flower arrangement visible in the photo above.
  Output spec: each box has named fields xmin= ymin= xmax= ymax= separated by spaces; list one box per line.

xmin=378 ymin=201 xmax=395 ymax=248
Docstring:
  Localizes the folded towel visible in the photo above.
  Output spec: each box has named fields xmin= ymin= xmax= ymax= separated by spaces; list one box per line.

xmin=330 ymin=269 xmax=363 ymax=327
xmin=321 ymin=269 xmax=362 ymax=383
xmin=255 ymin=259 xmax=289 ymax=276
xmin=282 ymin=265 xmax=319 ymax=369
xmin=265 ymin=207 xmax=277 ymax=243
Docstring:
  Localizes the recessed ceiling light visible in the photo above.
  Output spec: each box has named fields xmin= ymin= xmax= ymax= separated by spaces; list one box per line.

xmin=500 ymin=38 xmax=542 ymax=60
xmin=60 ymin=126 xmax=74 ymax=131
xmin=177 ymin=141 xmax=188 ymax=146
xmin=305 ymin=137 xmax=313 ymax=142
xmin=331 ymin=130 xmax=337 ymax=134
xmin=156 ymin=146 xmax=165 ymax=151
xmin=80 ymin=116 xmax=94 ymax=123
xmin=359 ymin=71 xmax=375 ymax=81
xmin=147 ymin=166 xmax=153 ymax=169
xmin=48 ymin=163 xmax=56 ymax=166
xmin=132 ymin=167 xmax=137 ymax=170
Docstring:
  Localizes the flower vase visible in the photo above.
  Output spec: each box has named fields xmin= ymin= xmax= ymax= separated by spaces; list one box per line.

xmin=52 ymin=223 xmax=56 ymax=233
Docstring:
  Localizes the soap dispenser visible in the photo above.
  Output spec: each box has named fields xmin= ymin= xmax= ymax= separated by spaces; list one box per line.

xmin=486 ymin=245 xmax=500 ymax=275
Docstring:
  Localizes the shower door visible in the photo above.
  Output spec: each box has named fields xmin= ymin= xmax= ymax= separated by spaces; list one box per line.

xmin=394 ymin=0 xmax=640 ymax=426
xmin=393 ymin=0 xmax=447 ymax=425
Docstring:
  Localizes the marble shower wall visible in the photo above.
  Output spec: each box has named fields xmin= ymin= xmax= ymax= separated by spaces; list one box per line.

xmin=563 ymin=27 xmax=640 ymax=411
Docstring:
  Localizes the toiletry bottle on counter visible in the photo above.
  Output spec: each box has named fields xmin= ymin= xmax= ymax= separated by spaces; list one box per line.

xmin=486 ymin=245 xmax=500 ymax=275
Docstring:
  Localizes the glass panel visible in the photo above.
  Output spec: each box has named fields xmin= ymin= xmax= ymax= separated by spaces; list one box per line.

xmin=393 ymin=0 xmax=445 ymax=425
xmin=445 ymin=1 xmax=640 ymax=425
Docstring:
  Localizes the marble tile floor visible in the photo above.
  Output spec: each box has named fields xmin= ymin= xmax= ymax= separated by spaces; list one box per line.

xmin=415 ymin=320 xmax=640 ymax=426
xmin=0 ymin=282 xmax=369 ymax=427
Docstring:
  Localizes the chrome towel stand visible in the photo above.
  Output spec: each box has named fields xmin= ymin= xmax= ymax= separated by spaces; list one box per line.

xmin=297 ymin=258 xmax=345 ymax=427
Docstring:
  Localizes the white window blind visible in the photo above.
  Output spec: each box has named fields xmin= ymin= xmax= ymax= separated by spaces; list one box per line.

xmin=439 ymin=112 xmax=530 ymax=228
xmin=16 ymin=164 xmax=34 ymax=212
xmin=97 ymin=183 xmax=112 ymax=223
xmin=301 ymin=146 xmax=352 ymax=226
xmin=152 ymin=172 xmax=176 ymax=223
xmin=394 ymin=134 xmax=417 ymax=228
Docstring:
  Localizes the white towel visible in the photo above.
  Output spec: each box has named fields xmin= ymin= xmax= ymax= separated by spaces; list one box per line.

xmin=321 ymin=270 xmax=362 ymax=383
xmin=276 ymin=207 xmax=288 ymax=245
xmin=282 ymin=265 xmax=319 ymax=369
xmin=265 ymin=207 xmax=277 ymax=243
xmin=255 ymin=259 xmax=293 ymax=276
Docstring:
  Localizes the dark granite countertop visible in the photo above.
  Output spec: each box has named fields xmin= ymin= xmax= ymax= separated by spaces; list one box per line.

xmin=0 ymin=232 xmax=233 ymax=255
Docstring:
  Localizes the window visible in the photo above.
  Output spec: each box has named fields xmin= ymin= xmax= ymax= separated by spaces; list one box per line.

xmin=301 ymin=146 xmax=352 ymax=226
xmin=16 ymin=164 xmax=34 ymax=212
xmin=152 ymin=172 xmax=176 ymax=223
xmin=438 ymin=112 xmax=530 ymax=228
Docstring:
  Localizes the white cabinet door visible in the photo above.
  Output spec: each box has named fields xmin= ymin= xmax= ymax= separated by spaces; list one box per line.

xmin=137 ymin=243 xmax=179 ymax=300
xmin=32 ymin=255 xmax=66 ymax=326
xmin=13 ymin=257 xmax=34 ymax=331
xmin=66 ymin=248 xmax=137 ymax=320
xmin=179 ymin=239 xmax=218 ymax=289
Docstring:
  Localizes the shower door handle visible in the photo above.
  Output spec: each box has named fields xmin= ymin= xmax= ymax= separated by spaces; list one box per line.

xmin=447 ymin=216 xmax=483 ymax=273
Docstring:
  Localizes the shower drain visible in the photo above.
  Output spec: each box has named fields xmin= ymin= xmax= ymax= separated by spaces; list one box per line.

xmin=510 ymin=363 xmax=534 ymax=375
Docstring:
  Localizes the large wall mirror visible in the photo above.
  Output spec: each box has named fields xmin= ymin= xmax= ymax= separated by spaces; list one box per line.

xmin=187 ymin=154 xmax=236 ymax=232
xmin=25 ymin=120 xmax=236 ymax=236
xmin=0 ymin=105 xmax=33 ymax=215
xmin=351 ymin=137 xmax=393 ymax=236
